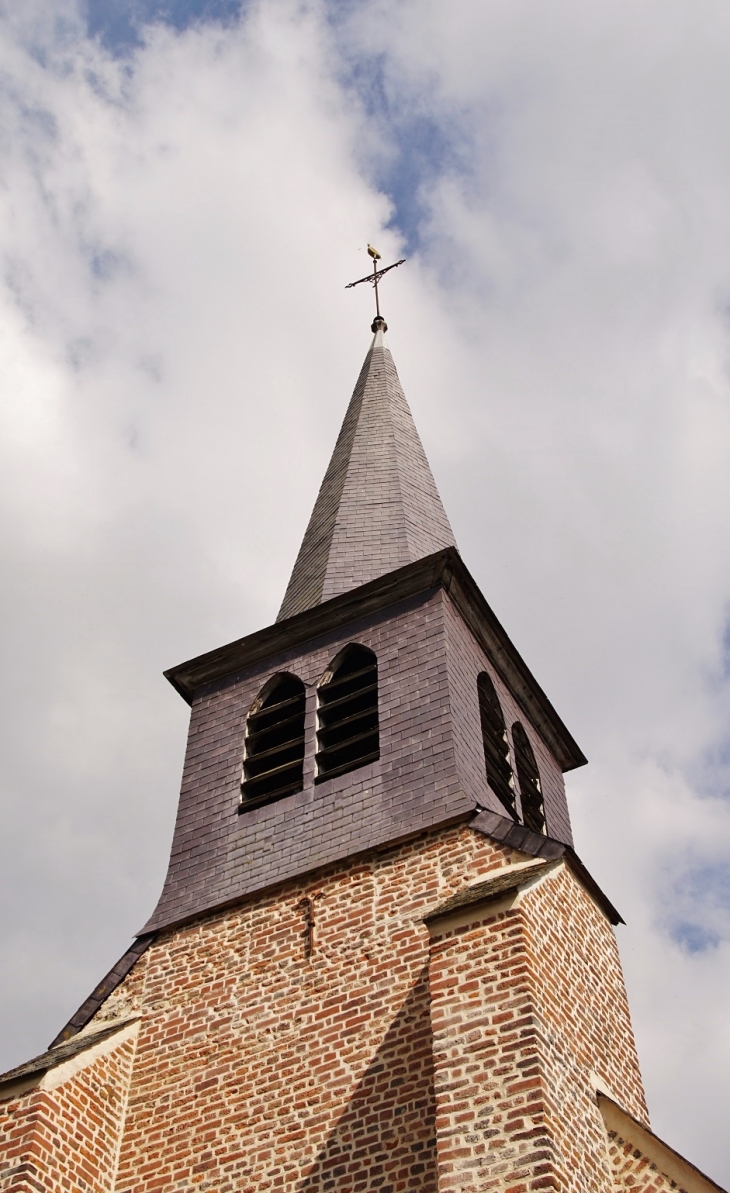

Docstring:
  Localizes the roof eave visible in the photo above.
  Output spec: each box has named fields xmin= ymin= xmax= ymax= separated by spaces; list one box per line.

xmin=163 ymin=547 xmax=587 ymax=773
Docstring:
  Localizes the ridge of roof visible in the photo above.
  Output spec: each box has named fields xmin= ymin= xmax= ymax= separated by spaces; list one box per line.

xmin=277 ymin=328 xmax=455 ymax=621
xmin=48 ymin=934 xmax=155 ymax=1049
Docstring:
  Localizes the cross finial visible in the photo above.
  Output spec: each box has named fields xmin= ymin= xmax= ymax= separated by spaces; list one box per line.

xmin=345 ymin=246 xmax=406 ymax=332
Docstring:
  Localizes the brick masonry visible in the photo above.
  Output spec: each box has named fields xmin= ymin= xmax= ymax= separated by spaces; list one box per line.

xmin=96 ymin=826 xmax=520 ymax=1193
xmin=605 ymin=1139 xmax=681 ymax=1193
xmin=426 ymin=859 xmax=647 ymax=1193
xmin=141 ymin=585 xmax=571 ymax=936
xmin=0 ymin=823 xmax=659 ymax=1193
xmin=0 ymin=1025 xmax=137 ymax=1192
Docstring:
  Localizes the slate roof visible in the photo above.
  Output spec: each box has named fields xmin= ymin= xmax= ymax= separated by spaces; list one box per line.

xmin=164 ymin=548 xmax=587 ymax=774
xmin=277 ymin=324 xmax=456 ymax=621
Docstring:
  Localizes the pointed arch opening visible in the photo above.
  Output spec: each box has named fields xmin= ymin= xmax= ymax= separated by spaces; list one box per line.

xmin=241 ymin=673 xmax=306 ymax=808
xmin=316 ymin=644 xmax=379 ymax=782
xmin=512 ymin=722 xmax=545 ymax=834
xmin=477 ymin=672 xmax=516 ymax=817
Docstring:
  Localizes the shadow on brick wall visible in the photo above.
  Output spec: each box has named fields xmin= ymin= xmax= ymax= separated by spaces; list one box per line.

xmin=298 ymin=965 xmax=438 ymax=1193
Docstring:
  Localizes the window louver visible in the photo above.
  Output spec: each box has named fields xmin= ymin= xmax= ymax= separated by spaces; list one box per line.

xmin=512 ymin=722 xmax=545 ymax=834
xmin=241 ymin=674 xmax=306 ymax=808
xmin=316 ymin=645 xmax=379 ymax=782
xmin=477 ymin=672 xmax=516 ymax=817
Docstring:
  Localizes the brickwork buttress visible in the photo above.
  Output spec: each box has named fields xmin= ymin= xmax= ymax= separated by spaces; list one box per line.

xmin=0 ymin=1031 xmax=136 ymax=1192
xmin=113 ymin=826 xmax=522 ymax=1192
xmin=427 ymin=862 xmax=646 ymax=1193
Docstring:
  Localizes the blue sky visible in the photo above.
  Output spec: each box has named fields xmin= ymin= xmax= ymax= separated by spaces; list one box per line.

xmin=87 ymin=0 xmax=243 ymax=49
xmin=86 ymin=0 xmax=469 ymax=254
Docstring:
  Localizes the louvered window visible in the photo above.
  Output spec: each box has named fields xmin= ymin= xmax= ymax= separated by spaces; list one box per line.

xmin=241 ymin=674 xmax=306 ymax=808
xmin=316 ymin=645 xmax=379 ymax=782
xmin=512 ymin=722 xmax=545 ymax=833
xmin=477 ymin=672 xmax=516 ymax=817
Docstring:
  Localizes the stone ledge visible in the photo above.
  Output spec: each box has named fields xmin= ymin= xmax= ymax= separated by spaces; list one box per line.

xmin=424 ymin=858 xmax=554 ymax=927
xmin=0 ymin=1016 xmax=137 ymax=1098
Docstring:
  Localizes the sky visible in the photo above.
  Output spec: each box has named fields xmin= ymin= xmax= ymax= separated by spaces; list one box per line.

xmin=1 ymin=0 xmax=729 ymax=1182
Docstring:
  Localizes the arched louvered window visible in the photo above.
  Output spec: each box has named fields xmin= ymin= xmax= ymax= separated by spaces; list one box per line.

xmin=477 ymin=672 xmax=516 ymax=817
xmin=512 ymin=722 xmax=545 ymax=834
xmin=241 ymin=674 xmax=306 ymax=808
xmin=316 ymin=645 xmax=379 ymax=782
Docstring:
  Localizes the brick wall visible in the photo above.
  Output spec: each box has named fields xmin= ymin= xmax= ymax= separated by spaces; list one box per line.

xmin=0 ymin=1027 xmax=137 ymax=1192
xmin=1 ymin=826 xmax=642 ymax=1193
xmin=426 ymin=861 xmax=646 ymax=1193
xmin=76 ymin=825 xmax=634 ymax=1192
xmin=108 ymin=825 xmax=526 ymax=1192
xmin=605 ymin=1134 xmax=682 ymax=1193
xmin=527 ymin=866 xmax=647 ymax=1159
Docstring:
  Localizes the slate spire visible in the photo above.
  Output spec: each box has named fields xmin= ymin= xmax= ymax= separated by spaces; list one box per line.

xmin=277 ymin=319 xmax=456 ymax=622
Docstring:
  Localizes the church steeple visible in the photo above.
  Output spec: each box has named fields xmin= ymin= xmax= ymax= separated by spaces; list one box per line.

xmin=277 ymin=321 xmax=456 ymax=621
xmin=6 ymin=257 xmax=718 ymax=1193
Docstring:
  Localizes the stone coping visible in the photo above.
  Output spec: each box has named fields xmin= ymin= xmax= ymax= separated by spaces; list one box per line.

xmin=0 ymin=1017 xmax=136 ymax=1092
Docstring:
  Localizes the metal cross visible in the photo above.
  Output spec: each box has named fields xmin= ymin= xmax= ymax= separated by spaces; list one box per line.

xmin=345 ymin=251 xmax=406 ymax=323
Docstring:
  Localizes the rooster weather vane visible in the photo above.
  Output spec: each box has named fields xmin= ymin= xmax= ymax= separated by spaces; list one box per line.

xmin=346 ymin=244 xmax=406 ymax=331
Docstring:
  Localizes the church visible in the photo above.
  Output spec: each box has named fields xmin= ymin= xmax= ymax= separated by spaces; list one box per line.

xmin=0 ymin=295 xmax=723 ymax=1192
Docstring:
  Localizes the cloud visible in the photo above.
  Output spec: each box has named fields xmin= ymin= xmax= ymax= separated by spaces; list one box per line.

xmin=1 ymin=0 xmax=729 ymax=1183
xmin=0 ymin=0 xmax=389 ymax=1065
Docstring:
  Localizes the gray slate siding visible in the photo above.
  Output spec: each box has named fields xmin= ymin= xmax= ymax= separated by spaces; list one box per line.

xmin=441 ymin=593 xmax=573 ymax=845
xmin=141 ymin=329 xmax=576 ymax=936
xmin=142 ymin=588 xmax=573 ymax=935
xmin=277 ymin=330 xmax=455 ymax=622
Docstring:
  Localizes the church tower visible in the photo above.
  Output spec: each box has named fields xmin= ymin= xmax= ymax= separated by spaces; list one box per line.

xmin=0 ymin=310 xmax=723 ymax=1193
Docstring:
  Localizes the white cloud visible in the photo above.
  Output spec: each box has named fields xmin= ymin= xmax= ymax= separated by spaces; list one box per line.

xmin=0 ymin=0 xmax=729 ymax=1183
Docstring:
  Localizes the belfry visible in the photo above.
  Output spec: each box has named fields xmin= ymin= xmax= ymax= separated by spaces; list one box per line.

xmin=0 ymin=296 xmax=723 ymax=1193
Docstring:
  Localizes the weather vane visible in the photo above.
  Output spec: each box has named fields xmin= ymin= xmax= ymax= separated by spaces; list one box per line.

xmin=345 ymin=244 xmax=406 ymax=331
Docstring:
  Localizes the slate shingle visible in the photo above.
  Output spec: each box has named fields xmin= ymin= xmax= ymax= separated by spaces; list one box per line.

xmin=277 ymin=329 xmax=455 ymax=621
